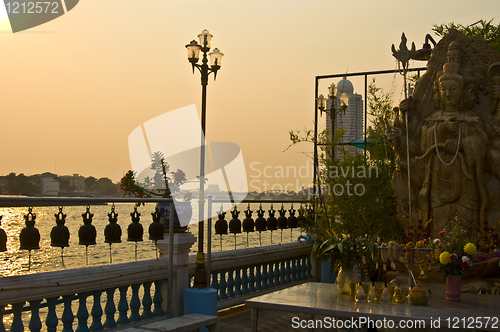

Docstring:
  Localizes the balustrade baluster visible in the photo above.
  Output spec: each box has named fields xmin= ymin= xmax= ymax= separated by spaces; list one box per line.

xmin=285 ymin=260 xmax=292 ymax=283
xmin=103 ymin=288 xmax=117 ymax=328
xmin=211 ymin=272 xmax=220 ymax=300
xmin=306 ymin=256 xmax=313 ymax=278
xmin=153 ymin=280 xmax=164 ymax=316
xmin=117 ymin=286 xmax=129 ymax=325
xmin=130 ymin=283 xmax=141 ymax=321
xmin=219 ymin=270 xmax=228 ymax=299
xmin=226 ymin=269 xmax=235 ymax=298
xmin=292 ymin=258 xmax=300 ymax=281
xmin=46 ymin=297 xmax=59 ymax=332
xmin=280 ymin=261 xmax=287 ymax=284
xmin=28 ymin=299 xmax=42 ymax=332
xmin=234 ymin=268 xmax=242 ymax=296
xmin=267 ymin=263 xmax=275 ymax=288
xmin=274 ymin=262 xmax=281 ymax=286
xmin=10 ymin=302 xmax=24 ymax=332
xmin=62 ymin=294 xmax=75 ymax=332
xmin=291 ymin=259 xmax=297 ymax=281
xmin=76 ymin=292 xmax=90 ymax=332
xmin=0 ymin=304 xmax=5 ymax=332
xmin=255 ymin=264 xmax=262 ymax=291
xmin=141 ymin=281 xmax=153 ymax=319
xmin=261 ymin=263 xmax=269 ymax=289
xmin=90 ymin=290 xmax=103 ymax=331
xmin=297 ymin=258 xmax=304 ymax=280
xmin=248 ymin=266 xmax=256 ymax=292
xmin=241 ymin=267 xmax=249 ymax=294
xmin=300 ymin=257 xmax=307 ymax=279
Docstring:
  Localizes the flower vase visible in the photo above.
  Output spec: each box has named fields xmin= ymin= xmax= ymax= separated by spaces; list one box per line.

xmin=445 ymin=275 xmax=462 ymax=301
xmin=336 ymin=265 xmax=356 ymax=294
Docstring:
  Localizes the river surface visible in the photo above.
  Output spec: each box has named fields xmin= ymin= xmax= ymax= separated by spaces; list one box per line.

xmin=0 ymin=201 xmax=304 ymax=277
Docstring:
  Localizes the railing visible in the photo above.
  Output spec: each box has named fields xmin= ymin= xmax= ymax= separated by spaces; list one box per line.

xmin=204 ymin=241 xmax=313 ymax=310
xmin=0 ymin=196 xmax=177 ymax=332
xmin=0 ymin=196 xmax=315 ymax=331
xmin=205 ymin=197 xmax=311 ymax=291
xmin=208 ymin=197 xmax=311 ymax=248
xmin=0 ymin=259 xmax=168 ymax=331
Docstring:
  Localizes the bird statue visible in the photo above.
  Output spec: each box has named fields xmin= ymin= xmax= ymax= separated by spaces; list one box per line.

xmin=392 ymin=33 xmax=416 ymax=72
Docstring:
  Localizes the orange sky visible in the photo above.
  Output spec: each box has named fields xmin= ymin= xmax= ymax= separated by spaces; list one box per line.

xmin=0 ymin=0 xmax=498 ymax=191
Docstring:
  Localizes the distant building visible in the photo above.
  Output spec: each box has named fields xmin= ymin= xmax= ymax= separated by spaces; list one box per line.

xmin=0 ymin=178 xmax=8 ymax=193
xmin=326 ymin=76 xmax=364 ymax=158
xmin=60 ymin=174 xmax=85 ymax=193
xmin=207 ymin=184 xmax=221 ymax=193
xmin=41 ymin=176 xmax=60 ymax=196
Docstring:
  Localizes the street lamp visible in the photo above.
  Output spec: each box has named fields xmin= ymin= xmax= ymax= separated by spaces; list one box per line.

xmin=185 ymin=29 xmax=223 ymax=289
xmin=316 ymin=84 xmax=349 ymax=159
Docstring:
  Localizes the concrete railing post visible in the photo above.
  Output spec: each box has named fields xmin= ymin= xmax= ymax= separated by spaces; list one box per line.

xmin=157 ymin=232 xmax=196 ymax=317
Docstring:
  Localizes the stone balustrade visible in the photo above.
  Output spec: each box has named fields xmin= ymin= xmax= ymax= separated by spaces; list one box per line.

xmin=0 ymin=196 xmax=315 ymax=331
xmin=0 ymin=239 xmax=313 ymax=331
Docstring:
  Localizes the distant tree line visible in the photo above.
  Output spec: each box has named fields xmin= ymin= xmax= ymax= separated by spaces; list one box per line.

xmin=0 ymin=172 xmax=121 ymax=197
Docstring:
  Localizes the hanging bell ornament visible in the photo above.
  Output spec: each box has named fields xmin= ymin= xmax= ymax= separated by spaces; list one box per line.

xmin=215 ymin=209 xmax=228 ymax=235
xmin=266 ymin=205 xmax=278 ymax=231
xmin=229 ymin=207 xmax=241 ymax=234
xmin=277 ymin=205 xmax=288 ymax=230
xmin=254 ymin=205 xmax=267 ymax=232
xmin=50 ymin=207 xmax=70 ymax=248
xmin=149 ymin=206 xmax=164 ymax=241
xmin=287 ymin=205 xmax=298 ymax=229
xmin=242 ymin=205 xmax=254 ymax=233
xmin=0 ymin=216 xmax=7 ymax=252
xmin=307 ymin=205 xmax=314 ymax=217
xmin=296 ymin=205 xmax=306 ymax=228
xmin=20 ymin=207 xmax=40 ymax=250
xmin=104 ymin=205 xmax=121 ymax=244
xmin=127 ymin=207 xmax=143 ymax=242
xmin=79 ymin=206 xmax=97 ymax=246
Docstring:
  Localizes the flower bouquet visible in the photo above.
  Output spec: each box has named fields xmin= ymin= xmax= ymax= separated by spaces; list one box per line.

xmin=432 ymin=227 xmax=477 ymax=279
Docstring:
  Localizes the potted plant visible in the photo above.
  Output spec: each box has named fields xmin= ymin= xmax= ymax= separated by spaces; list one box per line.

xmin=311 ymin=229 xmax=378 ymax=294
xmin=120 ymin=151 xmax=193 ymax=231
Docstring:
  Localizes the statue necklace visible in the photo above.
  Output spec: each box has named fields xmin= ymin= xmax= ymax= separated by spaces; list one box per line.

xmin=434 ymin=120 xmax=462 ymax=166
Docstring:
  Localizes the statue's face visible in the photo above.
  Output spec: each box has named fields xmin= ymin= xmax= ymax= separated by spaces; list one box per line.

xmin=440 ymin=80 xmax=462 ymax=108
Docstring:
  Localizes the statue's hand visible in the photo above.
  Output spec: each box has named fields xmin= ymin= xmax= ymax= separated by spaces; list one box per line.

xmin=444 ymin=118 xmax=458 ymax=132
xmin=493 ymin=84 xmax=500 ymax=100
xmin=444 ymin=138 xmax=458 ymax=154
xmin=399 ymin=98 xmax=412 ymax=113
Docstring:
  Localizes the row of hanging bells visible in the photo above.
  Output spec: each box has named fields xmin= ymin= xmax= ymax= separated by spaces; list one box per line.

xmin=9 ymin=204 xmax=166 ymax=251
xmin=215 ymin=203 xmax=306 ymax=235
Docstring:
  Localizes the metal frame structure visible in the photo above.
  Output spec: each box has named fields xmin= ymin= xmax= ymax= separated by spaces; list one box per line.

xmin=312 ymin=67 xmax=427 ymax=194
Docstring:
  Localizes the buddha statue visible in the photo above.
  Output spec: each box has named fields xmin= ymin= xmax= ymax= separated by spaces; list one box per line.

xmin=419 ymin=61 xmax=487 ymax=238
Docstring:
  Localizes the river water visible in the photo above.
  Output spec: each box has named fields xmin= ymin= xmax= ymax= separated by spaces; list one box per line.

xmin=0 ymin=201 xmax=304 ymax=277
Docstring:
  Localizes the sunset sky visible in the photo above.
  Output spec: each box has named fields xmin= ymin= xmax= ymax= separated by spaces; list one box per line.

xmin=0 ymin=0 xmax=498 ymax=192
